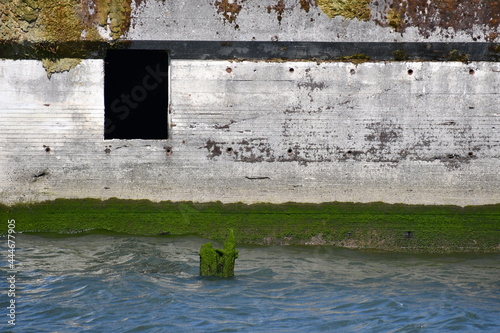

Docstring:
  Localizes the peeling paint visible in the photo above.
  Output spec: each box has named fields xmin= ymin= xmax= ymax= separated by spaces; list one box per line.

xmin=204 ymin=139 xmax=224 ymax=159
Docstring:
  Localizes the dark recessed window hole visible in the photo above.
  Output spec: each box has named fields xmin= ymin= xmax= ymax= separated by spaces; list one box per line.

xmin=407 ymin=69 xmax=413 ymax=75
xmin=104 ymin=49 xmax=169 ymax=140
xmin=347 ymin=150 xmax=353 ymax=154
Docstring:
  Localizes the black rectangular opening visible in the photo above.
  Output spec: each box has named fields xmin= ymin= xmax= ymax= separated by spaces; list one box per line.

xmin=104 ymin=49 xmax=169 ymax=139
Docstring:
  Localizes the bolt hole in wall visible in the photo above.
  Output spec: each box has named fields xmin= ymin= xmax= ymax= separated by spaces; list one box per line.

xmin=407 ymin=69 xmax=413 ymax=75
xmin=104 ymin=50 xmax=169 ymax=140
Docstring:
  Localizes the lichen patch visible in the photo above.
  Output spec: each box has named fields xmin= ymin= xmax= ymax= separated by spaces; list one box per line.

xmin=316 ymin=0 xmax=371 ymax=21
xmin=41 ymin=58 xmax=82 ymax=79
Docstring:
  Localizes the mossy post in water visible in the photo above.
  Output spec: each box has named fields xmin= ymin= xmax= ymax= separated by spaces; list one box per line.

xmin=200 ymin=229 xmax=238 ymax=278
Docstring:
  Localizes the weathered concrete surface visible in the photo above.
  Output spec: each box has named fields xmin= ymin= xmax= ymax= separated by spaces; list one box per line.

xmin=0 ymin=58 xmax=498 ymax=205
xmin=127 ymin=0 xmax=499 ymax=43
xmin=1 ymin=0 xmax=499 ymax=43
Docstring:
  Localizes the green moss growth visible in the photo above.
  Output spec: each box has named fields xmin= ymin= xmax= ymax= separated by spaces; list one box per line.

xmin=41 ymin=58 xmax=82 ymax=78
xmin=38 ymin=0 xmax=86 ymax=42
xmin=95 ymin=0 xmax=133 ymax=40
xmin=491 ymin=44 xmax=500 ymax=54
xmin=316 ymin=0 xmax=371 ymax=21
xmin=392 ymin=49 xmax=409 ymax=61
xmin=386 ymin=8 xmax=403 ymax=31
xmin=0 ymin=0 xmax=133 ymax=42
xmin=490 ymin=44 xmax=500 ymax=61
xmin=1 ymin=199 xmax=499 ymax=253
xmin=448 ymin=49 xmax=469 ymax=63
xmin=0 ymin=0 xmax=135 ymax=75
xmin=200 ymin=229 xmax=238 ymax=277
xmin=337 ymin=53 xmax=370 ymax=64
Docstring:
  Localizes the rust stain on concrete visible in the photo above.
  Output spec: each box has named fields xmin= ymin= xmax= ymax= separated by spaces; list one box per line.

xmin=380 ymin=0 xmax=500 ymax=40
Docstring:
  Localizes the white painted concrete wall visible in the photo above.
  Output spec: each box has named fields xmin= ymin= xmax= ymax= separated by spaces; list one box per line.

xmin=1 ymin=59 xmax=499 ymax=205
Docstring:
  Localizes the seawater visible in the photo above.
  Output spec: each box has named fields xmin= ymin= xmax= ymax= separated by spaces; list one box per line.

xmin=1 ymin=232 xmax=499 ymax=333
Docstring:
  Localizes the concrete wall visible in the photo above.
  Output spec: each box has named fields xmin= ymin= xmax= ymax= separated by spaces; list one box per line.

xmin=1 ymin=58 xmax=499 ymax=205
xmin=1 ymin=0 xmax=498 ymax=45
xmin=127 ymin=0 xmax=499 ymax=43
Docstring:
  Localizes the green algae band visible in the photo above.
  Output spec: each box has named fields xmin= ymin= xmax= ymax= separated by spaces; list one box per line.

xmin=1 ymin=198 xmax=499 ymax=253
xmin=200 ymin=230 xmax=238 ymax=278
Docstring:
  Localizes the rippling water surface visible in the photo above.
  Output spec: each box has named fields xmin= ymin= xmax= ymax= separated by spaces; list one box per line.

xmin=2 ymin=232 xmax=499 ymax=332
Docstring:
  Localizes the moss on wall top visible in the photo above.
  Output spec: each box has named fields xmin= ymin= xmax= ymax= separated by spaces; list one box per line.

xmin=316 ymin=0 xmax=371 ymax=21
xmin=0 ymin=0 xmax=135 ymax=76
xmin=1 ymin=0 xmax=498 ymax=45
xmin=0 ymin=0 xmax=134 ymax=42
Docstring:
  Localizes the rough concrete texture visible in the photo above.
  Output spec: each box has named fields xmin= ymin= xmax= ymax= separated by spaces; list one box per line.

xmin=0 ymin=1 xmax=498 ymax=43
xmin=0 ymin=59 xmax=498 ymax=205
xmin=127 ymin=0 xmax=500 ymax=43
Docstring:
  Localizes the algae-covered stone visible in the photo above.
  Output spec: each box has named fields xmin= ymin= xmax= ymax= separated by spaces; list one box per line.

xmin=200 ymin=229 xmax=238 ymax=277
